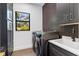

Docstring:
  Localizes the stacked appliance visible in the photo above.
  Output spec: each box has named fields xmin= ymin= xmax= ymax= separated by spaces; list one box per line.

xmin=32 ymin=31 xmax=43 ymax=56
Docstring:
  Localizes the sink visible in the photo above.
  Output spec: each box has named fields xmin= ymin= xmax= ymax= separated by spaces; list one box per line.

xmin=54 ymin=39 xmax=79 ymax=50
xmin=49 ymin=36 xmax=79 ymax=55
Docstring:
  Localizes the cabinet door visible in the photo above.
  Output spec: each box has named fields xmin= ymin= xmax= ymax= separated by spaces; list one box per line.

xmin=43 ymin=4 xmax=49 ymax=31
xmin=62 ymin=4 xmax=67 ymax=24
xmin=56 ymin=3 xmax=64 ymax=24
xmin=65 ymin=3 xmax=70 ymax=23
xmin=57 ymin=3 xmax=68 ymax=24
xmin=73 ymin=3 xmax=79 ymax=22
xmin=67 ymin=3 xmax=79 ymax=23
xmin=69 ymin=4 xmax=74 ymax=22
xmin=43 ymin=3 xmax=57 ymax=32
xmin=56 ymin=3 xmax=61 ymax=25
xmin=57 ymin=3 xmax=76 ymax=24
xmin=66 ymin=3 xmax=78 ymax=23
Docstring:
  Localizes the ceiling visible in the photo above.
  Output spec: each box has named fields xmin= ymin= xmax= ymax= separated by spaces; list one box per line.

xmin=30 ymin=3 xmax=45 ymax=7
xmin=34 ymin=3 xmax=44 ymax=6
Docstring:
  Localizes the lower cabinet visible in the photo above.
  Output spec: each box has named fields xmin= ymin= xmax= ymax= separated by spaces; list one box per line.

xmin=48 ymin=42 xmax=76 ymax=56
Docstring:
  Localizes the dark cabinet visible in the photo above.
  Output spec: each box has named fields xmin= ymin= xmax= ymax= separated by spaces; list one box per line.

xmin=65 ymin=3 xmax=70 ymax=23
xmin=43 ymin=3 xmax=59 ymax=32
xmin=43 ymin=3 xmax=79 ymax=32
xmin=73 ymin=4 xmax=79 ymax=22
xmin=73 ymin=4 xmax=78 ymax=22
xmin=57 ymin=3 xmax=70 ymax=24
xmin=67 ymin=3 xmax=76 ymax=23
xmin=0 ymin=3 xmax=13 ymax=56
xmin=48 ymin=42 xmax=76 ymax=56
xmin=69 ymin=4 xmax=74 ymax=21
xmin=56 ymin=3 xmax=67 ymax=24
xmin=57 ymin=3 xmax=79 ymax=24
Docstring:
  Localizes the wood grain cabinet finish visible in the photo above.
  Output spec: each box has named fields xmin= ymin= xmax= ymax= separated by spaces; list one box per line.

xmin=73 ymin=4 xmax=79 ymax=22
xmin=56 ymin=3 xmax=67 ymax=24
xmin=48 ymin=42 xmax=76 ymax=56
xmin=43 ymin=3 xmax=79 ymax=32
xmin=57 ymin=3 xmax=79 ymax=24
xmin=43 ymin=3 xmax=58 ymax=32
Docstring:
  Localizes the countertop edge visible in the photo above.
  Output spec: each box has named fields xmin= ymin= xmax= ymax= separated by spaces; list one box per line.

xmin=49 ymin=39 xmax=79 ymax=56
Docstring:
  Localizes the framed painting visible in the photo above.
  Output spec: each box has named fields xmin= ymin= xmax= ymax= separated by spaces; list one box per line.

xmin=15 ymin=11 xmax=30 ymax=31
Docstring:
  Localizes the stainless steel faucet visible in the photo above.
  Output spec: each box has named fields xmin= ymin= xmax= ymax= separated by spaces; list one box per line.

xmin=72 ymin=27 xmax=75 ymax=42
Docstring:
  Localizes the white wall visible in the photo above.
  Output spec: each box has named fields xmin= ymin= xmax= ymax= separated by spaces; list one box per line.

xmin=13 ymin=3 xmax=42 ymax=51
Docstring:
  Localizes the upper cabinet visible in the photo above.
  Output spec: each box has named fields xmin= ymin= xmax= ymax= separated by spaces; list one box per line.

xmin=43 ymin=3 xmax=79 ymax=32
xmin=73 ymin=4 xmax=79 ymax=22
xmin=69 ymin=4 xmax=74 ymax=21
xmin=56 ymin=3 xmax=67 ymax=24
xmin=57 ymin=3 xmax=70 ymax=24
xmin=57 ymin=3 xmax=79 ymax=24
xmin=43 ymin=3 xmax=58 ymax=32
xmin=65 ymin=3 xmax=70 ymax=23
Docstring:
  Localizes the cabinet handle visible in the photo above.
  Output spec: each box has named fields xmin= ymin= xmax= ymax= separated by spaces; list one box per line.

xmin=70 ymin=13 xmax=73 ymax=20
xmin=66 ymin=15 xmax=68 ymax=21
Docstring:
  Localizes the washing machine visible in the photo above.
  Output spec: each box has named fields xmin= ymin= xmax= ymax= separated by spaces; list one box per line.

xmin=32 ymin=31 xmax=43 ymax=56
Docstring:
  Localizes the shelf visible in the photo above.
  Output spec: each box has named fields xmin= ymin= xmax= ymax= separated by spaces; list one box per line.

xmin=60 ymin=22 xmax=79 ymax=26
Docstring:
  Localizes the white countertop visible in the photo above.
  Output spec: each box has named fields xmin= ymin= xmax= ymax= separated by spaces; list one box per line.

xmin=48 ymin=36 xmax=79 ymax=56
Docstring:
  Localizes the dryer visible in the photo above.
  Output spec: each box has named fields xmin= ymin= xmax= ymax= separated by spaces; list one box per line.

xmin=32 ymin=31 xmax=43 ymax=56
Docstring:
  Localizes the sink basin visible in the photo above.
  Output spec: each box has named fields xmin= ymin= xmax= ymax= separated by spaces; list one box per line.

xmin=54 ymin=39 xmax=79 ymax=50
xmin=49 ymin=36 xmax=79 ymax=55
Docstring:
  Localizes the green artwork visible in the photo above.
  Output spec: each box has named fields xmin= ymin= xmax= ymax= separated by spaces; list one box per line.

xmin=15 ymin=11 xmax=30 ymax=31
